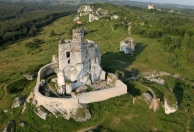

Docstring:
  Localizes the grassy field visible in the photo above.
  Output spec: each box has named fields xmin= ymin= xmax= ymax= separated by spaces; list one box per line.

xmin=0 ymin=3 xmax=194 ymax=132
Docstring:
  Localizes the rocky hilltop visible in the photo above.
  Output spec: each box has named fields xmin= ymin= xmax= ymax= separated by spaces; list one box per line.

xmin=74 ymin=5 xmax=118 ymax=22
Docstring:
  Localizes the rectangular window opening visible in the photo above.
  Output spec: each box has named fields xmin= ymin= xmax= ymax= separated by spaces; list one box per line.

xmin=66 ymin=51 xmax=70 ymax=58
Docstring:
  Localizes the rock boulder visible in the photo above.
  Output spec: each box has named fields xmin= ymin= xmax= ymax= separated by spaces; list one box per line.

xmin=34 ymin=106 xmax=49 ymax=120
xmin=12 ymin=97 xmax=24 ymax=108
xmin=71 ymin=108 xmax=91 ymax=122
xmin=164 ymin=98 xmax=178 ymax=114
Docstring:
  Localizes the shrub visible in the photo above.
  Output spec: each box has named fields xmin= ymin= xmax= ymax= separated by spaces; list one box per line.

xmin=25 ymin=38 xmax=45 ymax=49
xmin=7 ymin=78 xmax=31 ymax=94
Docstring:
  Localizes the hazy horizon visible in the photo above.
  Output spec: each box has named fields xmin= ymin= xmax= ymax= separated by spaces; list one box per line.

xmin=134 ymin=0 xmax=194 ymax=6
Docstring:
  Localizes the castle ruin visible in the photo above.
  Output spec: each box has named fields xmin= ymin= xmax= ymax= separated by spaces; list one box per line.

xmin=33 ymin=28 xmax=127 ymax=120
xmin=54 ymin=29 xmax=102 ymax=95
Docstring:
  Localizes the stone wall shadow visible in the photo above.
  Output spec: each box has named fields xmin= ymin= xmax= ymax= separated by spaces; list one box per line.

xmin=89 ymin=29 xmax=98 ymax=33
xmin=173 ymin=83 xmax=184 ymax=106
xmin=100 ymin=42 xmax=147 ymax=95
xmin=101 ymin=42 xmax=147 ymax=77
xmin=92 ymin=125 xmax=114 ymax=132
xmin=125 ymin=81 xmax=141 ymax=96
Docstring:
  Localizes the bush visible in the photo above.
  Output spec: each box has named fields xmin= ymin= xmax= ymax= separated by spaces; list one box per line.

xmin=25 ymin=38 xmax=45 ymax=49
xmin=50 ymin=30 xmax=56 ymax=37
xmin=164 ymin=91 xmax=177 ymax=106
xmin=86 ymin=85 xmax=93 ymax=92
xmin=188 ymin=52 xmax=194 ymax=63
xmin=7 ymin=78 xmax=32 ymax=94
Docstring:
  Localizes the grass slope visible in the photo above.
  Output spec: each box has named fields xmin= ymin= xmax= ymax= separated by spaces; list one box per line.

xmin=0 ymin=3 xmax=194 ymax=132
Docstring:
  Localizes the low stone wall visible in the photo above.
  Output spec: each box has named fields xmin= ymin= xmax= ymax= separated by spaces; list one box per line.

xmin=78 ymin=80 xmax=127 ymax=104
xmin=35 ymin=83 xmax=79 ymax=114
xmin=37 ymin=63 xmax=58 ymax=82
xmin=34 ymin=63 xmax=79 ymax=115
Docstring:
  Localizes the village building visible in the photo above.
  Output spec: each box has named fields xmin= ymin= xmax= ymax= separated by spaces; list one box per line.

xmin=148 ymin=4 xmax=154 ymax=10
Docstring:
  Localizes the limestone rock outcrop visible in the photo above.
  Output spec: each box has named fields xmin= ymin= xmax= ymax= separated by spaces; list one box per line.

xmin=120 ymin=38 xmax=136 ymax=54
xmin=148 ymin=4 xmax=154 ymax=10
xmin=25 ymin=74 xmax=35 ymax=80
xmin=78 ymin=5 xmax=93 ymax=16
xmin=3 ymin=120 xmax=15 ymax=132
xmin=164 ymin=91 xmax=178 ymax=114
xmin=164 ymin=98 xmax=178 ymax=114
xmin=111 ymin=15 xmax=118 ymax=20
xmin=96 ymin=8 xmax=109 ymax=18
xmin=139 ymin=93 xmax=152 ymax=104
xmin=75 ymin=5 xmax=109 ymax=23
xmin=34 ymin=106 xmax=49 ymax=120
xmin=73 ymin=15 xmax=80 ymax=21
xmin=12 ymin=97 xmax=24 ymax=108
xmin=71 ymin=108 xmax=91 ymax=122
xmin=89 ymin=13 xmax=99 ymax=22
xmin=142 ymin=72 xmax=166 ymax=85
xmin=19 ymin=122 xmax=25 ymax=127
xmin=149 ymin=98 xmax=160 ymax=112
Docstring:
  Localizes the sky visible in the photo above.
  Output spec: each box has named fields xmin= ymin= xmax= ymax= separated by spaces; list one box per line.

xmin=134 ymin=0 xmax=194 ymax=6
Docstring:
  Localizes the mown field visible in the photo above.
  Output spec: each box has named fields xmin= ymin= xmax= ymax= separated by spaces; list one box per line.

xmin=0 ymin=3 xmax=194 ymax=132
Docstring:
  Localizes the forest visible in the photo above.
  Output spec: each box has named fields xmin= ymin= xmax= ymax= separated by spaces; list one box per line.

xmin=0 ymin=3 xmax=79 ymax=47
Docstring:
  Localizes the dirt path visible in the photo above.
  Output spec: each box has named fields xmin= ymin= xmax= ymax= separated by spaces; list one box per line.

xmin=134 ymin=81 xmax=156 ymax=98
xmin=2 ymin=77 xmax=24 ymax=99
xmin=134 ymin=81 xmax=159 ymax=111
xmin=128 ymin=25 xmax=131 ymax=34
xmin=187 ymin=119 xmax=190 ymax=132
xmin=94 ymin=33 xmax=111 ymax=50
xmin=77 ymin=126 xmax=97 ymax=132
xmin=112 ymin=60 xmax=127 ymax=65
xmin=186 ymin=112 xmax=190 ymax=132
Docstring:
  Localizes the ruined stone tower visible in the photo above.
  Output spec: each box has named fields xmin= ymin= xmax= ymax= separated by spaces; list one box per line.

xmin=57 ymin=29 xmax=102 ymax=95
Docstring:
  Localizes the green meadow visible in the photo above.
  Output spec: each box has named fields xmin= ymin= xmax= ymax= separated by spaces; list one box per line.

xmin=0 ymin=3 xmax=194 ymax=132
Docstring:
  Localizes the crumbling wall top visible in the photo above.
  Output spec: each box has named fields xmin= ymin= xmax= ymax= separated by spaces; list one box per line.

xmin=72 ymin=29 xmax=81 ymax=34
xmin=60 ymin=38 xmax=66 ymax=44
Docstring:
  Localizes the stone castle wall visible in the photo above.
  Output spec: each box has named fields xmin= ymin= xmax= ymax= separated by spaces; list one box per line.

xmin=78 ymin=81 xmax=127 ymax=104
xmin=34 ymin=63 xmax=79 ymax=114
xmin=34 ymin=63 xmax=127 ymax=115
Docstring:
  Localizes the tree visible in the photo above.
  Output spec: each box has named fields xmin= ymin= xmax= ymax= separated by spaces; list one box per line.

xmin=28 ymin=26 xmax=37 ymax=37
xmin=162 ymin=35 xmax=171 ymax=44
xmin=178 ymin=26 xmax=186 ymax=36
xmin=186 ymin=29 xmax=194 ymax=37
xmin=188 ymin=52 xmax=194 ymax=63
xmin=170 ymin=26 xmax=178 ymax=35
xmin=190 ymin=35 xmax=194 ymax=49
xmin=182 ymin=34 xmax=190 ymax=48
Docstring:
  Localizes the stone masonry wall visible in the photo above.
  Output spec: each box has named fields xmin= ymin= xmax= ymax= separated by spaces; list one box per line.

xmin=78 ymin=80 xmax=127 ymax=104
xmin=34 ymin=63 xmax=79 ymax=115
